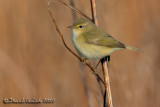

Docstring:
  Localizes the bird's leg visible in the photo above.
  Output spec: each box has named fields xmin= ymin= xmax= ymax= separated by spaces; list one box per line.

xmin=93 ymin=57 xmax=110 ymax=74
xmin=100 ymin=55 xmax=110 ymax=71
xmin=91 ymin=69 xmax=98 ymax=74
xmin=79 ymin=58 xmax=102 ymax=75
xmin=106 ymin=55 xmax=110 ymax=67
xmin=95 ymin=60 xmax=101 ymax=68
xmin=80 ymin=59 xmax=98 ymax=74
xmin=90 ymin=60 xmax=101 ymax=74
xmin=81 ymin=59 xmax=93 ymax=69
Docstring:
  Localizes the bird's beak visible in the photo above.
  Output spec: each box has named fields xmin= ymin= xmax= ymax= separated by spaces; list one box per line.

xmin=67 ymin=25 xmax=74 ymax=29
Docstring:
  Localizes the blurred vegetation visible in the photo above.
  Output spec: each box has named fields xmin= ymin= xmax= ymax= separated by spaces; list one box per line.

xmin=0 ymin=0 xmax=159 ymax=107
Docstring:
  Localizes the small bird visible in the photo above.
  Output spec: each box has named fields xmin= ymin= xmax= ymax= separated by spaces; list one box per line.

xmin=68 ymin=18 xmax=142 ymax=60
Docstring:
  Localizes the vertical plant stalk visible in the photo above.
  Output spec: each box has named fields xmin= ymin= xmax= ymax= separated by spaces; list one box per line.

xmin=90 ymin=0 xmax=98 ymax=25
xmin=101 ymin=57 xmax=113 ymax=107
xmin=90 ymin=0 xmax=113 ymax=107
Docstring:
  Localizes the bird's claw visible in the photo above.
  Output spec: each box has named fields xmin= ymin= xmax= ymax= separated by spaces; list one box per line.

xmin=81 ymin=59 xmax=86 ymax=66
xmin=91 ymin=68 xmax=98 ymax=75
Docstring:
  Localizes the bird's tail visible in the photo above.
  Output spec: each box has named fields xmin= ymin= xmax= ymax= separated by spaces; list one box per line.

xmin=125 ymin=45 xmax=143 ymax=53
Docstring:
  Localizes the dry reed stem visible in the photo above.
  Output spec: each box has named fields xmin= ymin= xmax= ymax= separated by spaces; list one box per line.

xmin=47 ymin=0 xmax=105 ymax=85
xmin=101 ymin=57 xmax=113 ymax=107
xmin=90 ymin=0 xmax=113 ymax=107
xmin=90 ymin=0 xmax=98 ymax=25
xmin=102 ymin=58 xmax=113 ymax=107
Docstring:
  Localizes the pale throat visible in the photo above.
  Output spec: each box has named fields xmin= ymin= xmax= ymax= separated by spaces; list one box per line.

xmin=72 ymin=29 xmax=82 ymax=40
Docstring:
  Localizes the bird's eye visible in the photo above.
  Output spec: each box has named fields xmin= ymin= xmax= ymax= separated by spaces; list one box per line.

xmin=79 ymin=25 xmax=83 ymax=28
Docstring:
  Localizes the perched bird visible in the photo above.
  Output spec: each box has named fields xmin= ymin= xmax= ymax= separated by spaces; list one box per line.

xmin=68 ymin=18 xmax=142 ymax=60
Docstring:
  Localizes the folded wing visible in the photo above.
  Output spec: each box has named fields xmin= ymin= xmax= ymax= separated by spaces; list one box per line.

xmin=85 ymin=32 xmax=125 ymax=49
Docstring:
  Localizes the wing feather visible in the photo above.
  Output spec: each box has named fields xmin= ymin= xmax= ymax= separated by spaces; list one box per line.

xmin=85 ymin=32 xmax=125 ymax=48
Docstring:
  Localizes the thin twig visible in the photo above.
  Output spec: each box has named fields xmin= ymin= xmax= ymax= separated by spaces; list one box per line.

xmin=90 ymin=0 xmax=113 ymax=107
xmin=57 ymin=0 xmax=92 ymax=21
xmin=47 ymin=0 xmax=105 ymax=85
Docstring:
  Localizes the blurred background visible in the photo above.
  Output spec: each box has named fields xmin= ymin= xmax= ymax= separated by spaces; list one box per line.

xmin=0 ymin=0 xmax=160 ymax=107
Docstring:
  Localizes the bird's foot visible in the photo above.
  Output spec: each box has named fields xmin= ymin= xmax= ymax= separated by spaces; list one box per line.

xmin=91 ymin=68 xmax=98 ymax=75
xmin=80 ymin=59 xmax=87 ymax=66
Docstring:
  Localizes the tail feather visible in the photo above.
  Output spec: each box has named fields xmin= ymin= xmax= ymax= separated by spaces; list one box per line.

xmin=125 ymin=45 xmax=143 ymax=53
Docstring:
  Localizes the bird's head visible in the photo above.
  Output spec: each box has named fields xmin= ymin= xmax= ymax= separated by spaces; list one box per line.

xmin=68 ymin=18 xmax=94 ymax=35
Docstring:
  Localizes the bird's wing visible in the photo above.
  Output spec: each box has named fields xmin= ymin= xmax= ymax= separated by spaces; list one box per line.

xmin=85 ymin=32 xmax=125 ymax=48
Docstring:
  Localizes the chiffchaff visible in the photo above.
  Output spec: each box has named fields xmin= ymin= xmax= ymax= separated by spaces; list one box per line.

xmin=68 ymin=18 xmax=142 ymax=60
